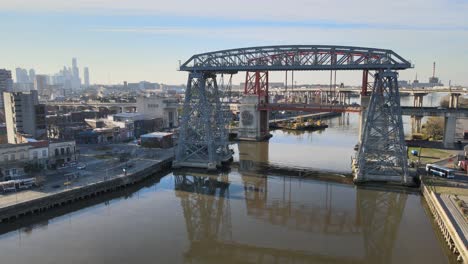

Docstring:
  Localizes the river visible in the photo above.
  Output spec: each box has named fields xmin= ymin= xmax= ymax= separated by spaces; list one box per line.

xmin=0 ymin=93 xmax=460 ymax=263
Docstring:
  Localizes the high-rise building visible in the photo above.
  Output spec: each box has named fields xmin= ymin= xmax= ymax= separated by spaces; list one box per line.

xmin=0 ymin=69 xmax=13 ymax=109
xmin=4 ymin=90 xmax=46 ymax=144
xmin=34 ymin=75 xmax=48 ymax=93
xmin=71 ymin=58 xmax=81 ymax=90
xmin=83 ymin=67 xmax=90 ymax=88
xmin=29 ymin=69 xmax=36 ymax=82
xmin=72 ymin=58 xmax=79 ymax=76
xmin=15 ymin=68 xmax=30 ymax=83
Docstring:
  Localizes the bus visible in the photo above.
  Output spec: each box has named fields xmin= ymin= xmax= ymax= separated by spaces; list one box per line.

xmin=16 ymin=178 xmax=36 ymax=189
xmin=426 ymin=164 xmax=455 ymax=179
xmin=0 ymin=181 xmax=16 ymax=193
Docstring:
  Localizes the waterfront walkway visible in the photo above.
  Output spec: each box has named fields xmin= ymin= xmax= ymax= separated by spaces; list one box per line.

xmin=0 ymin=147 xmax=174 ymax=213
xmin=440 ymin=194 xmax=468 ymax=247
xmin=424 ymin=182 xmax=468 ymax=263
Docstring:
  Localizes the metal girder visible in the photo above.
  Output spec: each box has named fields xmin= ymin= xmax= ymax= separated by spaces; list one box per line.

xmin=173 ymin=72 xmax=232 ymax=169
xmin=356 ymin=70 xmax=409 ymax=184
xmin=244 ymin=71 xmax=269 ymax=105
xmin=180 ymin=45 xmax=411 ymax=72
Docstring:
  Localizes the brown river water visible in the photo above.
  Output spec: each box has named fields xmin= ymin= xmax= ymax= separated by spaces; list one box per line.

xmin=0 ymin=96 xmax=459 ymax=263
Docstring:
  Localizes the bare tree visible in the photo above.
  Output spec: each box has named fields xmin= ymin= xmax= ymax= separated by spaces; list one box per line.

xmin=423 ymin=117 xmax=444 ymax=140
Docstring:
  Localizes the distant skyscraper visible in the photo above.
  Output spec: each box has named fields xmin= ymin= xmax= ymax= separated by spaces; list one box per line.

xmin=72 ymin=58 xmax=79 ymax=77
xmin=34 ymin=75 xmax=48 ymax=93
xmin=29 ymin=69 xmax=36 ymax=82
xmin=71 ymin=58 xmax=81 ymax=90
xmin=0 ymin=69 xmax=13 ymax=109
xmin=15 ymin=68 xmax=30 ymax=83
xmin=83 ymin=67 xmax=90 ymax=87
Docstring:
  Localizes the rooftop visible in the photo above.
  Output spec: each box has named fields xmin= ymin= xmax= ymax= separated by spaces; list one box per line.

xmin=29 ymin=141 xmax=49 ymax=148
xmin=140 ymin=132 xmax=173 ymax=138
xmin=113 ymin=113 xmax=145 ymax=118
xmin=0 ymin=143 xmax=30 ymax=149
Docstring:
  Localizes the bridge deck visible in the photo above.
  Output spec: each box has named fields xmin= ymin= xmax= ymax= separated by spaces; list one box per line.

xmin=259 ymin=103 xmax=468 ymax=117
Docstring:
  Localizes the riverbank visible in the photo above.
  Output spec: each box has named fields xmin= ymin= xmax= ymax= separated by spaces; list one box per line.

xmin=422 ymin=181 xmax=468 ymax=263
xmin=0 ymin=153 xmax=174 ymax=222
xmin=408 ymin=146 xmax=458 ymax=165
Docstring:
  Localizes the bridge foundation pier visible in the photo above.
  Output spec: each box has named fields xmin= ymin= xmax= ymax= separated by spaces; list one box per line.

xmin=443 ymin=116 xmax=457 ymax=148
xmin=358 ymin=95 xmax=370 ymax=143
xmin=411 ymin=116 xmax=423 ymax=134
xmin=238 ymin=95 xmax=270 ymax=141
xmin=413 ymin=92 xmax=427 ymax=108
xmin=449 ymin=93 xmax=461 ymax=109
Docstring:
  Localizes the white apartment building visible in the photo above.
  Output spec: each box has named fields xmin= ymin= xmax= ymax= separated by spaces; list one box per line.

xmin=136 ymin=95 xmax=179 ymax=128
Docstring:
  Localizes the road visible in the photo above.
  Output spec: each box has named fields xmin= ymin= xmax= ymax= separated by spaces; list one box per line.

xmin=0 ymin=144 xmax=174 ymax=209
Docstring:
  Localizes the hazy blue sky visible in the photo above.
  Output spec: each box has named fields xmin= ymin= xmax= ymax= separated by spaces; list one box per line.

xmin=1 ymin=0 xmax=467 ymax=86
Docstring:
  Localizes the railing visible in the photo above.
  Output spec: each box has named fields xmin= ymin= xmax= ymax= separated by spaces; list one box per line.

xmin=259 ymin=103 xmax=362 ymax=113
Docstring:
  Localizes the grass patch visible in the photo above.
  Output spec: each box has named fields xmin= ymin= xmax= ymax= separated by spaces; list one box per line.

xmin=430 ymin=185 xmax=468 ymax=196
xmin=408 ymin=147 xmax=452 ymax=164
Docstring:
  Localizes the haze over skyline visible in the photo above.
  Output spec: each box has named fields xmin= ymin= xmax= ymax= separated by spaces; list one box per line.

xmin=1 ymin=0 xmax=467 ymax=86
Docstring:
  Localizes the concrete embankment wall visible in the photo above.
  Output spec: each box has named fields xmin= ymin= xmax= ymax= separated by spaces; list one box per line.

xmin=0 ymin=158 xmax=173 ymax=223
xmin=422 ymin=183 xmax=467 ymax=263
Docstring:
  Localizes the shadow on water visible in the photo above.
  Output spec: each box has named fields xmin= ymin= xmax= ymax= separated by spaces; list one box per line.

xmin=172 ymin=169 xmax=414 ymax=264
xmin=0 ymin=169 xmax=169 ymax=237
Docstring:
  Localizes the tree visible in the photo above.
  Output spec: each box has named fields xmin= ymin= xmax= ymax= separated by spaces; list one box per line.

xmin=423 ymin=117 xmax=444 ymax=140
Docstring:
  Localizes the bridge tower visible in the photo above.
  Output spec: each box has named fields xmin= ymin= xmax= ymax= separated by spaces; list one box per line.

xmin=238 ymin=71 xmax=270 ymax=141
xmin=173 ymin=72 xmax=232 ymax=170
xmin=355 ymin=70 xmax=411 ymax=185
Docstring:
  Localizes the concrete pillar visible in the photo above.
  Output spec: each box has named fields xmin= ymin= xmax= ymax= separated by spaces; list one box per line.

xmin=449 ymin=93 xmax=461 ymax=109
xmin=443 ymin=116 xmax=457 ymax=148
xmin=411 ymin=116 xmax=423 ymax=134
xmin=413 ymin=93 xmax=427 ymax=108
xmin=414 ymin=95 xmax=422 ymax=107
xmin=358 ymin=95 xmax=371 ymax=143
xmin=238 ymin=95 xmax=270 ymax=141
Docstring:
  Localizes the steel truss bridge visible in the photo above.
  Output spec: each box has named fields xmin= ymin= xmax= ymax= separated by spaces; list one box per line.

xmin=175 ymin=45 xmax=412 ymax=185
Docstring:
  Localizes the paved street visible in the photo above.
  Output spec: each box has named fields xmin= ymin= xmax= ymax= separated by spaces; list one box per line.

xmin=0 ymin=144 xmax=174 ymax=209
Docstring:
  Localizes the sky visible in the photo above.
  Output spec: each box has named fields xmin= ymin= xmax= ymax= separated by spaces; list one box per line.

xmin=0 ymin=0 xmax=467 ymax=86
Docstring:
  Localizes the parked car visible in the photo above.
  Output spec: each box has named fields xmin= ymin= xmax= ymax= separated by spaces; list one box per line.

xmin=77 ymin=163 xmax=87 ymax=170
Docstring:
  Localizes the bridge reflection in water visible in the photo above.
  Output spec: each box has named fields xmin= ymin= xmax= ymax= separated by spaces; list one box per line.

xmin=173 ymin=142 xmax=407 ymax=264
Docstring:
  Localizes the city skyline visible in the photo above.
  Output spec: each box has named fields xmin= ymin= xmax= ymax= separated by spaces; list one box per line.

xmin=0 ymin=0 xmax=467 ymax=86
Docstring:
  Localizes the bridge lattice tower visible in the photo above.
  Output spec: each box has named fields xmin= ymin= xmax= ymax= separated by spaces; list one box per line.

xmin=356 ymin=70 xmax=409 ymax=184
xmin=174 ymin=72 xmax=232 ymax=170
